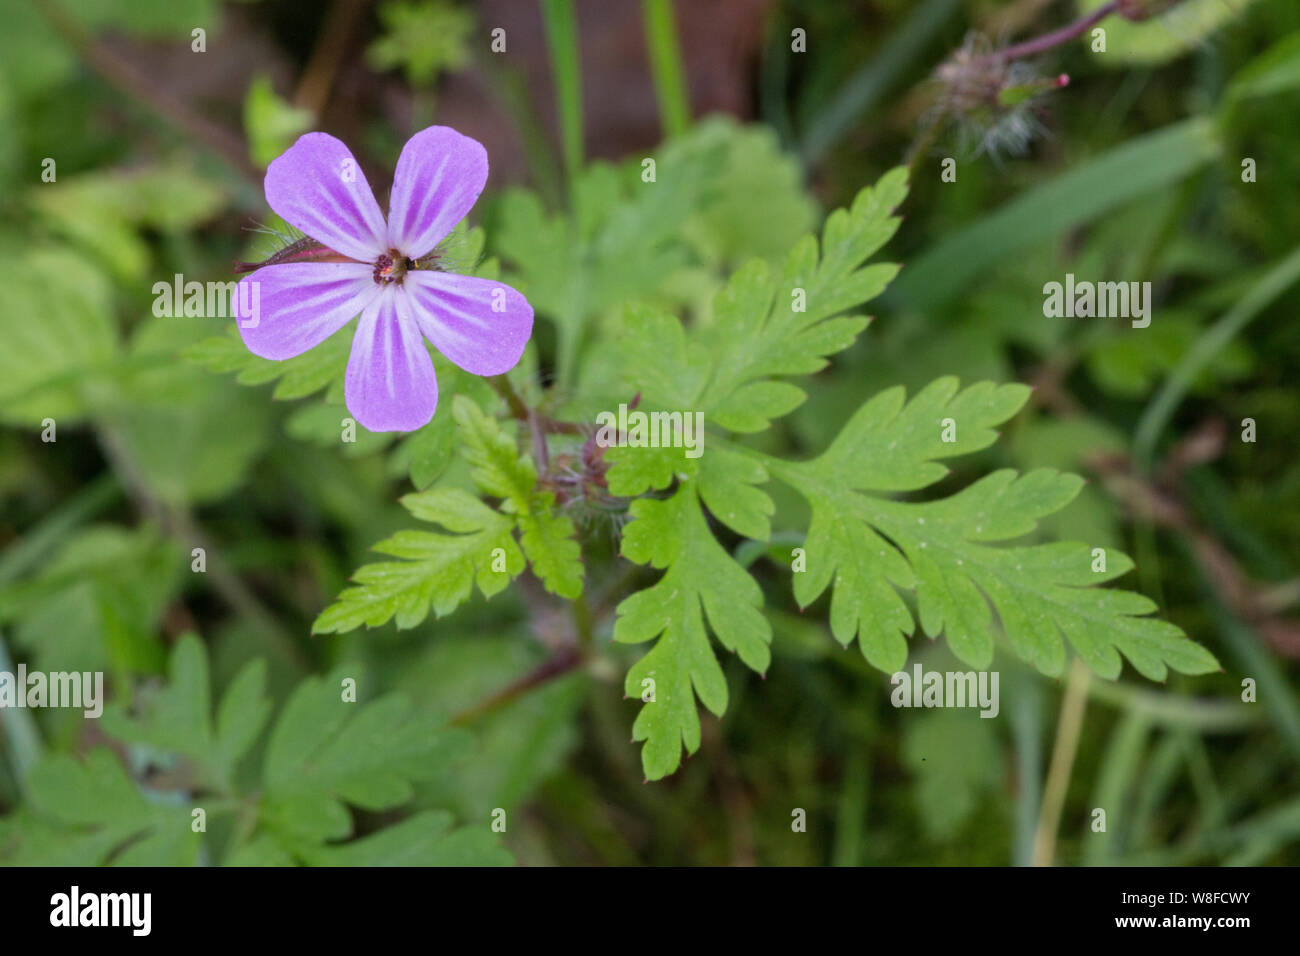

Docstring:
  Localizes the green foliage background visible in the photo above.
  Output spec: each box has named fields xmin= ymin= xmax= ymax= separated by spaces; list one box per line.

xmin=0 ymin=0 xmax=1297 ymax=865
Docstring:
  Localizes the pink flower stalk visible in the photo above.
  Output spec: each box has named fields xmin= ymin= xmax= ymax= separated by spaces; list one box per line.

xmin=236 ymin=127 xmax=532 ymax=432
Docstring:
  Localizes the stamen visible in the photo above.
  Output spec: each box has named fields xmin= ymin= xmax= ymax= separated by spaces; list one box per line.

xmin=373 ymin=250 xmax=414 ymax=284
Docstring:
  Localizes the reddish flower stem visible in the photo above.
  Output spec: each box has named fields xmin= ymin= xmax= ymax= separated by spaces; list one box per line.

xmin=986 ymin=1 xmax=1120 ymax=63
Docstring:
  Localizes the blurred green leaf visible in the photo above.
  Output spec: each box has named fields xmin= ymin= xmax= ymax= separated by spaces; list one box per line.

xmin=259 ymin=666 xmax=470 ymax=847
xmin=0 ymin=525 xmax=178 ymax=674
xmin=31 ymin=165 xmax=225 ymax=282
xmin=1082 ymin=0 xmax=1255 ymax=66
xmin=243 ymin=75 xmax=314 ymax=170
xmin=0 ymin=247 xmax=117 ymax=425
xmin=366 ymin=0 xmax=473 ymax=87
xmin=102 ymin=634 xmax=271 ymax=790
xmin=1 ymin=749 xmax=197 ymax=865
xmin=300 ymin=810 xmax=511 ymax=865
xmin=902 ymin=710 xmax=1001 ymax=841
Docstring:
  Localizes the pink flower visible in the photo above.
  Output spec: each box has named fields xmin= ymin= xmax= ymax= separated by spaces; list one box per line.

xmin=236 ymin=127 xmax=532 ymax=432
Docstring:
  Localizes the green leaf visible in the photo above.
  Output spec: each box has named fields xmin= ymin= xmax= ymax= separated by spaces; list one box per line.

xmin=0 ymin=750 xmax=197 ymax=866
xmin=497 ymin=119 xmax=813 ymax=385
xmin=673 ymin=117 xmax=817 ymax=266
xmin=110 ymin=317 xmax=273 ymax=504
xmin=299 ymin=811 xmax=512 ymax=866
xmin=260 ymin=666 xmax=470 ymax=847
xmin=606 ymin=168 xmax=908 ymax=437
xmin=388 ymin=632 xmax=585 ymax=820
xmin=1084 ymin=312 xmax=1252 ymax=398
xmin=453 ymin=396 xmax=584 ymax=598
xmin=606 ymin=170 xmax=910 ymax=778
xmin=400 ymin=409 xmax=457 ymax=489
xmin=1081 ymin=0 xmax=1255 ymax=67
xmin=183 ymin=323 xmax=352 ymax=402
xmin=366 ymin=0 xmax=473 ymax=87
xmin=517 ymin=502 xmax=585 ymax=599
xmin=614 ymin=483 xmax=770 ymax=780
xmin=902 ymin=711 xmax=1002 ymax=841
xmin=0 ymin=246 xmax=118 ymax=425
xmin=243 ymin=75 xmax=314 ymax=169
xmin=286 ymin=401 xmax=392 ymax=456
xmin=453 ymin=395 xmax=538 ymax=504
xmin=312 ymin=487 xmax=524 ymax=633
xmin=0 ymin=525 xmax=179 ymax=674
xmin=697 ymin=444 xmax=774 ymax=540
xmin=2 ymin=640 xmax=504 ymax=866
xmin=31 ymin=164 xmax=225 ymax=282
xmin=102 ymin=634 xmax=270 ymax=790
xmin=770 ymin=378 xmax=1220 ymax=680
xmin=1228 ymin=31 xmax=1300 ymax=102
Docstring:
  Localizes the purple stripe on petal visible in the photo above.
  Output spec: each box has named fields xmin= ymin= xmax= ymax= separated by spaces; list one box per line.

xmin=237 ymin=262 xmax=377 ymax=360
xmin=402 ymin=271 xmax=533 ymax=376
xmin=345 ymin=285 xmax=438 ymax=433
xmin=386 ymin=126 xmax=488 ymax=260
xmin=265 ymin=133 xmax=389 ymax=262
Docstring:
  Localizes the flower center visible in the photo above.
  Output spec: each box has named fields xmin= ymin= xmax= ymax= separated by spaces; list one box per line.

xmin=373 ymin=250 xmax=412 ymax=284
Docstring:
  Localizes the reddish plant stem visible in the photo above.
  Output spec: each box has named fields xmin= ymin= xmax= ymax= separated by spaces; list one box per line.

xmin=986 ymin=1 xmax=1120 ymax=63
xmin=292 ymin=0 xmax=371 ymax=115
xmin=449 ymin=648 xmax=583 ymax=726
xmin=487 ymin=374 xmax=584 ymax=435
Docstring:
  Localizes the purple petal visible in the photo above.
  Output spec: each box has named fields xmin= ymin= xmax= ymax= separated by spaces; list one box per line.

xmin=237 ymin=262 xmax=377 ymax=360
xmin=386 ymin=126 xmax=488 ymax=260
xmin=345 ymin=286 xmax=438 ymax=432
xmin=401 ymin=272 xmax=533 ymax=376
xmin=265 ymin=133 xmax=389 ymax=262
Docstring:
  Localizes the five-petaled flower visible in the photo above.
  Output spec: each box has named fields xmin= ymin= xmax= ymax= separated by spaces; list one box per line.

xmin=235 ymin=126 xmax=532 ymax=432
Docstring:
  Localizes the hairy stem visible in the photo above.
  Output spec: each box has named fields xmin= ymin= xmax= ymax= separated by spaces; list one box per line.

xmin=488 ymin=374 xmax=584 ymax=435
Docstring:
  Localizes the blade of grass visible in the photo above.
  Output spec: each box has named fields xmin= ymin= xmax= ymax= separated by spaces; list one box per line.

xmin=0 ymin=630 xmax=43 ymax=792
xmin=0 ymin=473 xmax=121 ymax=586
xmin=1120 ymin=797 xmax=1300 ymax=865
xmin=831 ymin=750 xmax=869 ymax=866
xmin=0 ymin=473 xmax=123 ymax=792
xmin=1009 ymin=668 xmax=1044 ymax=866
xmin=1083 ymin=679 xmax=1259 ymax=732
xmin=1200 ymin=572 xmax=1300 ymax=762
xmin=477 ymin=55 xmax=563 ymax=209
xmin=799 ymin=0 xmax=962 ymax=167
xmin=1131 ymin=730 xmax=1189 ymax=849
xmin=642 ymin=0 xmax=690 ymax=139
xmin=1134 ymin=243 xmax=1300 ymax=472
xmin=540 ymin=0 xmax=585 ymax=196
xmin=759 ymin=5 xmax=794 ymax=145
xmin=891 ymin=117 xmax=1223 ymax=311
xmin=1083 ymin=710 xmax=1152 ymax=865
